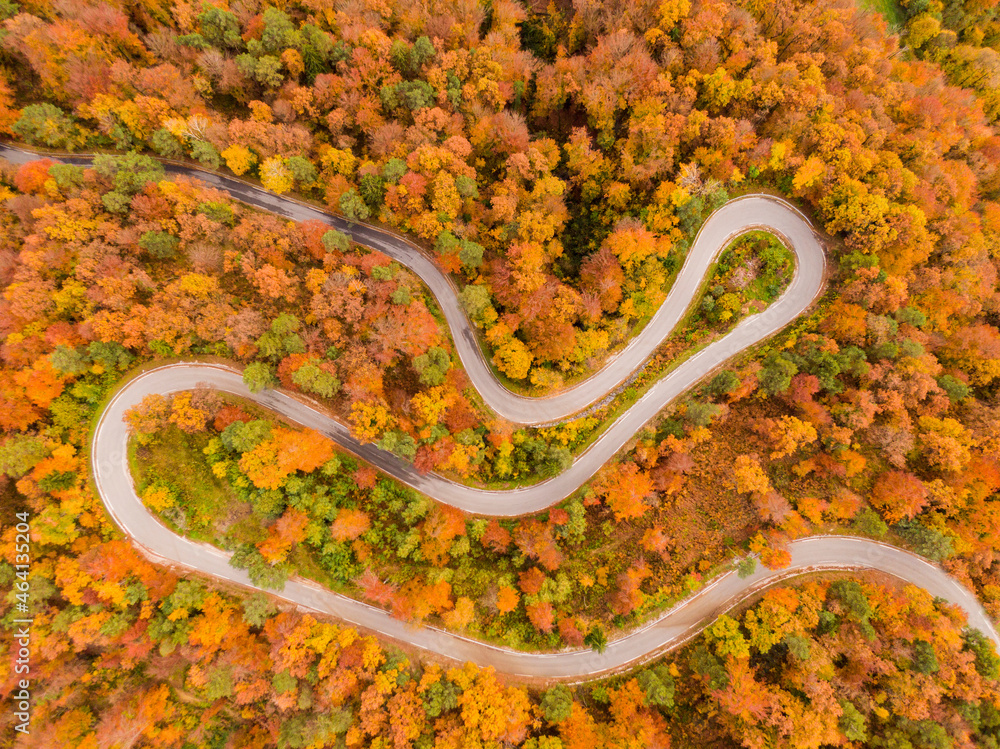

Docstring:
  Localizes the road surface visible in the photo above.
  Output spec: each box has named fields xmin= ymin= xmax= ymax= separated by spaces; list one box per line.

xmin=0 ymin=142 xmax=825 ymax=425
xmin=91 ymin=363 xmax=1000 ymax=679
xmin=2 ymin=142 xmax=994 ymax=678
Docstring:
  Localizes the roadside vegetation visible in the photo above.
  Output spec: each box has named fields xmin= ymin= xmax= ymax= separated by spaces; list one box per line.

xmin=1 ymin=0 xmax=1000 ymax=743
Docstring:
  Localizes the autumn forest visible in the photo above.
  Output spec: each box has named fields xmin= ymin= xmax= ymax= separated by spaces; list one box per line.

xmin=1 ymin=0 xmax=1000 ymax=745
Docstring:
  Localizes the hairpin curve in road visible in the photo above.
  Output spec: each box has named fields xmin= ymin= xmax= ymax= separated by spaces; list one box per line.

xmin=2 ymin=142 xmax=993 ymax=679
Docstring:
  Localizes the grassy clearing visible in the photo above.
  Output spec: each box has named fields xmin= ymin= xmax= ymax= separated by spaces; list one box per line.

xmin=130 ymin=427 xmax=243 ymax=545
xmin=858 ymin=0 xmax=906 ymax=29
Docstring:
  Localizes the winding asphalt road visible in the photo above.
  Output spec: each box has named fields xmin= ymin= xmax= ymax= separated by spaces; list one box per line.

xmin=3 ymin=142 xmax=996 ymax=677
xmin=91 ymin=363 xmax=1000 ymax=680
xmin=1 ymin=143 xmax=823 ymax=424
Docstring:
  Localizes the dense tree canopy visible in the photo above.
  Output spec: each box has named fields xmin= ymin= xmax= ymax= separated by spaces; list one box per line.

xmin=1 ymin=0 xmax=1000 ymax=744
